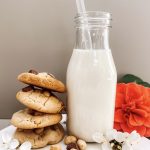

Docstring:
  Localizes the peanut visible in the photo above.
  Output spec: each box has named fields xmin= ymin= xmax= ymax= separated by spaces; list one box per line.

xmin=64 ymin=136 xmax=77 ymax=145
xmin=77 ymin=139 xmax=87 ymax=150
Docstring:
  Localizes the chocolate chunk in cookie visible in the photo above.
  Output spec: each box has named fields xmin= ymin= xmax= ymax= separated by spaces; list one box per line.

xmin=22 ymin=86 xmax=34 ymax=92
xmin=48 ymin=73 xmax=55 ymax=78
xmin=28 ymin=69 xmax=38 ymax=75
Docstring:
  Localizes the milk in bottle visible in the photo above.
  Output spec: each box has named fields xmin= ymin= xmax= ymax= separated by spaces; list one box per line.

xmin=67 ymin=12 xmax=117 ymax=142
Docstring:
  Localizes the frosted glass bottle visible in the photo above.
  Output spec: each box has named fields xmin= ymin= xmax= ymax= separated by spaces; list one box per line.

xmin=67 ymin=12 xmax=117 ymax=142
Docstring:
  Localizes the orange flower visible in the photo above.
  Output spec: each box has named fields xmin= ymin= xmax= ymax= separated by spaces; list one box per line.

xmin=114 ymin=83 xmax=150 ymax=137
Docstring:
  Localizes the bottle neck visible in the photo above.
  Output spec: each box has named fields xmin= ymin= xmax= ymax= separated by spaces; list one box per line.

xmin=74 ymin=11 xmax=111 ymax=50
xmin=75 ymin=27 xmax=110 ymax=50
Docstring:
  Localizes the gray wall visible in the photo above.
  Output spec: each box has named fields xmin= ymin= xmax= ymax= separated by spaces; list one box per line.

xmin=0 ymin=0 xmax=150 ymax=118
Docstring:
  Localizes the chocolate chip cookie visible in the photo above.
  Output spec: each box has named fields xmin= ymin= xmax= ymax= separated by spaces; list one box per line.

xmin=16 ymin=86 xmax=64 ymax=113
xmin=11 ymin=108 xmax=62 ymax=129
xmin=18 ymin=70 xmax=66 ymax=93
xmin=14 ymin=124 xmax=64 ymax=148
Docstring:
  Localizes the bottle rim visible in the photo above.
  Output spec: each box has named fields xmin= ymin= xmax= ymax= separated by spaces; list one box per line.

xmin=74 ymin=11 xmax=112 ymax=28
xmin=75 ymin=11 xmax=111 ymax=19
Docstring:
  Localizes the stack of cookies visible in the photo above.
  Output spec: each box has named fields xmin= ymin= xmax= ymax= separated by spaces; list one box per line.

xmin=11 ymin=70 xmax=66 ymax=149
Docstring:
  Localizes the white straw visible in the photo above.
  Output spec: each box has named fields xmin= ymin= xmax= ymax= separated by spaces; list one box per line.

xmin=76 ymin=0 xmax=86 ymax=13
xmin=75 ymin=0 xmax=92 ymax=49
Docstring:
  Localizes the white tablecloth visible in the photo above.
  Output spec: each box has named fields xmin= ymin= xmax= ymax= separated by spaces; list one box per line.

xmin=0 ymin=115 xmax=150 ymax=150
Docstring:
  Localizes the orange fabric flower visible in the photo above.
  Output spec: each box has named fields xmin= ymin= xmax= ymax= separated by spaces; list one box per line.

xmin=114 ymin=83 xmax=150 ymax=137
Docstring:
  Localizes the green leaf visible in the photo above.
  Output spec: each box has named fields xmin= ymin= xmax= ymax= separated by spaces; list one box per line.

xmin=119 ymin=74 xmax=150 ymax=88
xmin=119 ymin=74 xmax=143 ymax=83
xmin=138 ymin=82 xmax=150 ymax=88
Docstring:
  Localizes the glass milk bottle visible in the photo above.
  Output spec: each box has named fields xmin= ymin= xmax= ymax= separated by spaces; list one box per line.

xmin=67 ymin=12 xmax=117 ymax=142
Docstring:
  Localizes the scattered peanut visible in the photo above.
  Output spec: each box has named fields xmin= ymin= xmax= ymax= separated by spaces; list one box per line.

xmin=64 ymin=136 xmax=77 ymax=145
xmin=77 ymin=139 xmax=87 ymax=150
xmin=50 ymin=144 xmax=61 ymax=150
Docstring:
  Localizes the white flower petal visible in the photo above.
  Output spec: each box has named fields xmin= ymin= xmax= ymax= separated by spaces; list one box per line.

xmin=0 ymin=144 xmax=9 ymax=150
xmin=19 ymin=141 xmax=32 ymax=150
xmin=105 ymin=129 xmax=117 ymax=141
xmin=92 ymin=132 xmax=106 ymax=143
xmin=0 ymin=147 xmax=7 ymax=150
xmin=0 ymin=135 xmax=3 ymax=145
xmin=124 ymin=132 xmax=130 ymax=138
xmin=115 ymin=131 xmax=126 ymax=143
xmin=101 ymin=141 xmax=112 ymax=150
xmin=122 ymin=142 xmax=133 ymax=150
xmin=1 ymin=132 xmax=12 ymax=144
xmin=9 ymin=139 xmax=19 ymax=149
xmin=126 ymin=130 xmax=141 ymax=145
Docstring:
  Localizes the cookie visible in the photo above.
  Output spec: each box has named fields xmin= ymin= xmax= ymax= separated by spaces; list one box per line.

xmin=17 ymin=70 xmax=66 ymax=93
xmin=14 ymin=124 xmax=64 ymax=149
xmin=16 ymin=87 xmax=64 ymax=113
xmin=11 ymin=108 xmax=62 ymax=129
